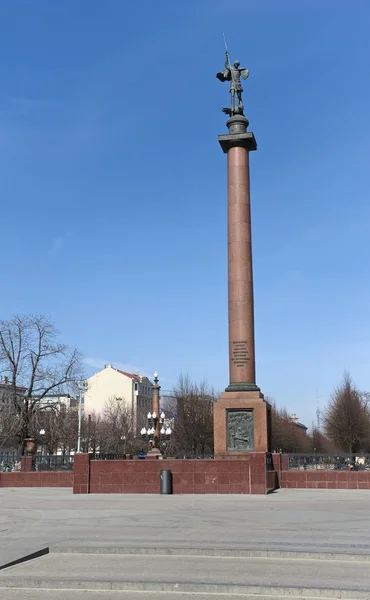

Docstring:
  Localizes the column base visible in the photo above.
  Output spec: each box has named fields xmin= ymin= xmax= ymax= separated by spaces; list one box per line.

xmin=225 ymin=382 xmax=260 ymax=393
xmin=214 ymin=390 xmax=271 ymax=457
xmin=146 ymin=447 xmax=161 ymax=460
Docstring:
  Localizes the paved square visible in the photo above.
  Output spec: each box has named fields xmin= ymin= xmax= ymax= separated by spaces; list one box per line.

xmin=1 ymin=488 xmax=370 ymax=598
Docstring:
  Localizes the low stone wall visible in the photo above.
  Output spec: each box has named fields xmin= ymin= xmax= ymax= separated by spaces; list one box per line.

xmin=73 ymin=453 xmax=274 ymax=495
xmin=281 ymin=470 xmax=370 ymax=489
xmin=270 ymin=454 xmax=370 ymax=489
xmin=0 ymin=471 xmax=73 ymax=488
xmin=0 ymin=453 xmax=278 ymax=494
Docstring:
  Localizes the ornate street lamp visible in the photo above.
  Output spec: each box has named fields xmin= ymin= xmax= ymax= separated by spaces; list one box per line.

xmin=76 ymin=380 xmax=88 ymax=453
xmin=141 ymin=372 xmax=171 ymax=456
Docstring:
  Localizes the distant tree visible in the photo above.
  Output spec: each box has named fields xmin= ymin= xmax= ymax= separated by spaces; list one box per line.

xmin=309 ymin=425 xmax=336 ymax=453
xmin=98 ymin=397 xmax=137 ymax=455
xmin=33 ymin=409 xmax=61 ymax=454
xmin=0 ymin=406 xmax=20 ymax=449
xmin=34 ymin=407 xmax=80 ymax=454
xmin=167 ymin=374 xmax=217 ymax=458
xmin=269 ymin=400 xmax=310 ymax=453
xmin=85 ymin=412 xmax=104 ymax=454
xmin=324 ymin=372 xmax=370 ymax=453
xmin=57 ymin=408 xmax=79 ymax=453
xmin=0 ymin=315 xmax=82 ymax=452
xmin=360 ymin=391 xmax=370 ymax=409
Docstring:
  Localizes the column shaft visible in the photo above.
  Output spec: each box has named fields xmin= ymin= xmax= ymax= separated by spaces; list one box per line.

xmin=227 ymin=145 xmax=256 ymax=385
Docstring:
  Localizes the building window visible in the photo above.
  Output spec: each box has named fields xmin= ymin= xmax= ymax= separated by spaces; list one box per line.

xmin=134 ymin=382 xmax=138 ymax=391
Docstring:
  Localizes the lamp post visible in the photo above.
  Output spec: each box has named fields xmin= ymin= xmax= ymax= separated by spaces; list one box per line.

xmin=39 ymin=429 xmax=46 ymax=456
xmin=140 ymin=372 xmax=171 ymax=456
xmin=76 ymin=380 xmax=87 ymax=453
xmin=87 ymin=414 xmax=92 ymax=453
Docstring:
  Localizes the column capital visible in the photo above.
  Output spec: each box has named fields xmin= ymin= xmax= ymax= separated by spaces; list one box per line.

xmin=218 ymin=114 xmax=257 ymax=153
xmin=218 ymin=131 xmax=257 ymax=154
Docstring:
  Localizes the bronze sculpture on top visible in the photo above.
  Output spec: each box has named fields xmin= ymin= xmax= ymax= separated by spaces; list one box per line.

xmin=216 ymin=49 xmax=249 ymax=117
xmin=213 ymin=42 xmax=271 ymax=457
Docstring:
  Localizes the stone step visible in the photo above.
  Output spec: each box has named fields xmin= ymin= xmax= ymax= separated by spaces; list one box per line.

xmin=0 ymin=592 xmax=366 ymax=600
xmin=50 ymin=544 xmax=370 ymax=561
xmin=0 ymin=553 xmax=369 ymax=598
xmin=0 ymin=582 xmax=368 ymax=599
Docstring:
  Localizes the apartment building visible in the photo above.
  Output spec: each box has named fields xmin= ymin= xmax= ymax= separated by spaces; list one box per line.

xmin=84 ymin=364 xmax=152 ymax=421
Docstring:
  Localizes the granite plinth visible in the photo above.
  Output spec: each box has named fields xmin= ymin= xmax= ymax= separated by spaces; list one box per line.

xmin=214 ymin=391 xmax=271 ymax=457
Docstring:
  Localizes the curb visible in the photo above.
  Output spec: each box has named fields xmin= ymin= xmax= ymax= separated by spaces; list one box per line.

xmin=0 ymin=578 xmax=369 ymax=598
xmin=50 ymin=545 xmax=370 ymax=562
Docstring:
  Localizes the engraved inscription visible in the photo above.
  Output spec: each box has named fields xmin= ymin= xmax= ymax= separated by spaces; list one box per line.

xmin=227 ymin=409 xmax=254 ymax=452
xmin=231 ymin=340 xmax=250 ymax=367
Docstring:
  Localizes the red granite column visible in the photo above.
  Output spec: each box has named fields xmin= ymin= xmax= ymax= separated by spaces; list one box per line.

xmin=73 ymin=453 xmax=90 ymax=494
xmin=219 ymin=115 xmax=258 ymax=392
xmin=227 ymin=144 xmax=256 ymax=387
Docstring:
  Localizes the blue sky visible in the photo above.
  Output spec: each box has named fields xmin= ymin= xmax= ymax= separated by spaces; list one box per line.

xmin=1 ymin=0 xmax=370 ymax=427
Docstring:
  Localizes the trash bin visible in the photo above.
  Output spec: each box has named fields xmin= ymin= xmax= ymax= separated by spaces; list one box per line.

xmin=160 ymin=469 xmax=173 ymax=494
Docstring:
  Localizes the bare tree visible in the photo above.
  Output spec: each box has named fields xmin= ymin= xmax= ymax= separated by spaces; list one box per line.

xmin=269 ymin=400 xmax=310 ymax=453
xmin=309 ymin=425 xmax=336 ymax=453
xmin=168 ymin=374 xmax=217 ymax=458
xmin=57 ymin=408 xmax=79 ymax=454
xmin=0 ymin=315 xmax=82 ymax=452
xmin=324 ymin=372 xmax=370 ymax=453
xmin=98 ymin=397 xmax=136 ymax=454
xmin=34 ymin=407 xmax=80 ymax=455
xmin=82 ymin=412 xmax=101 ymax=454
xmin=0 ymin=407 xmax=21 ymax=449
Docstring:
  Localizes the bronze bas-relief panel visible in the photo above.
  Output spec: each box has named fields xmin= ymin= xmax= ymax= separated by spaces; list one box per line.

xmin=227 ymin=409 xmax=254 ymax=452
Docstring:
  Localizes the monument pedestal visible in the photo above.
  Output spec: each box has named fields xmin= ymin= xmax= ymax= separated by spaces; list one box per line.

xmin=214 ymin=391 xmax=271 ymax=458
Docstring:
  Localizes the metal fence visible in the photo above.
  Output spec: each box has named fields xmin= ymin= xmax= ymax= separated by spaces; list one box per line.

xmin=266 ymin=452 xmax=274 ymax=471
xmin=33 ymin=454 xmax=74 ymax=471
xmin=288 ymin=453 xmax=370 ymax=471
xmin=0 ymin=451 xmax=21 ymax=472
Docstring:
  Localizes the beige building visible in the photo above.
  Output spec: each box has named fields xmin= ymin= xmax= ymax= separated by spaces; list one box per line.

xmin=84 ymin=364 xmax=152 ymax=420
xmin=38 ymin=394 xmax=77 ymax=411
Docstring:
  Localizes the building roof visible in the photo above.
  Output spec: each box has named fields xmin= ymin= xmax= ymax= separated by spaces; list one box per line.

xmin=117 ymin=370 xmax=139 ymax=379
xmin=295 ymin=422 xmax=308 ymax=431
xmin=115 ymin=369 xmax=151 ymax=383
xmin=290 ymin=413 xmax=308 ymax=432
